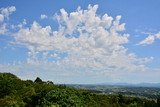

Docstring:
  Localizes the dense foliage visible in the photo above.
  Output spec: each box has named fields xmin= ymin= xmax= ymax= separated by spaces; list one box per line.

xmin=0 ymin=72 xmax=160 ymax=107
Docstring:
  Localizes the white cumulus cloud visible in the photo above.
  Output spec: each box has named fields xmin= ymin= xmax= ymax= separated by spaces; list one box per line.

xmin=13 ymin=4 xmax=152 ymax=75
xmin=0 ymin=6 xmax=16 ymax=35
xmin=40 ymin=14 xmax=48 ymax=19
xmin=139 ymin=35 xmax=155 ymax=45
xmin=0 ymin=6 xmax=16 ymax=19
xmin=0 ymin=23 xmax=7 ymax=34
xmin=138 ymin=32 xmax=160 ymax=45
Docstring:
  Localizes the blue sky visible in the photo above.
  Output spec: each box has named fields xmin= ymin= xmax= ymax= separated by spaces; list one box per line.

xmin=0 ymin=0 xmax=160 ymax=84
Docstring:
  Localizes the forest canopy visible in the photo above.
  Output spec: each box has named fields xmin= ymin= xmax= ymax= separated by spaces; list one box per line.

xmin=0 ymin=72 xmax=160 ymax=107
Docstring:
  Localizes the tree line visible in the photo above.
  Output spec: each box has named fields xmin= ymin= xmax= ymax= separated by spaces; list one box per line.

xmin=0 ymin=72 xmax=160 ymax=107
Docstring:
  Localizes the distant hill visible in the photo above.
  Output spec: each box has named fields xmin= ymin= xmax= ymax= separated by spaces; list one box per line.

xmin=99 ymin=82 xmax=160 ymax=88
xmin=134 ymin=83 xmax=160 ymax=88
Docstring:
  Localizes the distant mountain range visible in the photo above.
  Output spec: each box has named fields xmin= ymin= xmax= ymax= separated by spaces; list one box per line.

xmin=99 ymin=82 xmax=160 ymax=88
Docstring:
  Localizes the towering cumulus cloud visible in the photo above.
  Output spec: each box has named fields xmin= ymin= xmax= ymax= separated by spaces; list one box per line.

xmin=14 ymin=5 xmax=152 ymax=76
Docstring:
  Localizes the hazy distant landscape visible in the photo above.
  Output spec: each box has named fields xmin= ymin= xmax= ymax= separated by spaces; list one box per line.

xmin=69 ymin=84 xmax=160 ymax=100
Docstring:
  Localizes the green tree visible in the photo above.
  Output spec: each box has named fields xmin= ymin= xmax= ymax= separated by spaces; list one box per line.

xmin=157 ymin=97 xmax=160 ymax=106
xmin=34 ymin=77 xmax=43 ymax=83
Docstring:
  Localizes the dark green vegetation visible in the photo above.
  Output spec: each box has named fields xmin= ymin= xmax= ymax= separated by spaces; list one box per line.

xmin=0 ymin=73 xmax=160 ymax=107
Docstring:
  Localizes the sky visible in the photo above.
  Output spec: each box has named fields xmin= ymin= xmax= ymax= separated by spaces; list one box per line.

xmin=0 ymin=0 xmax=160 ymax=84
